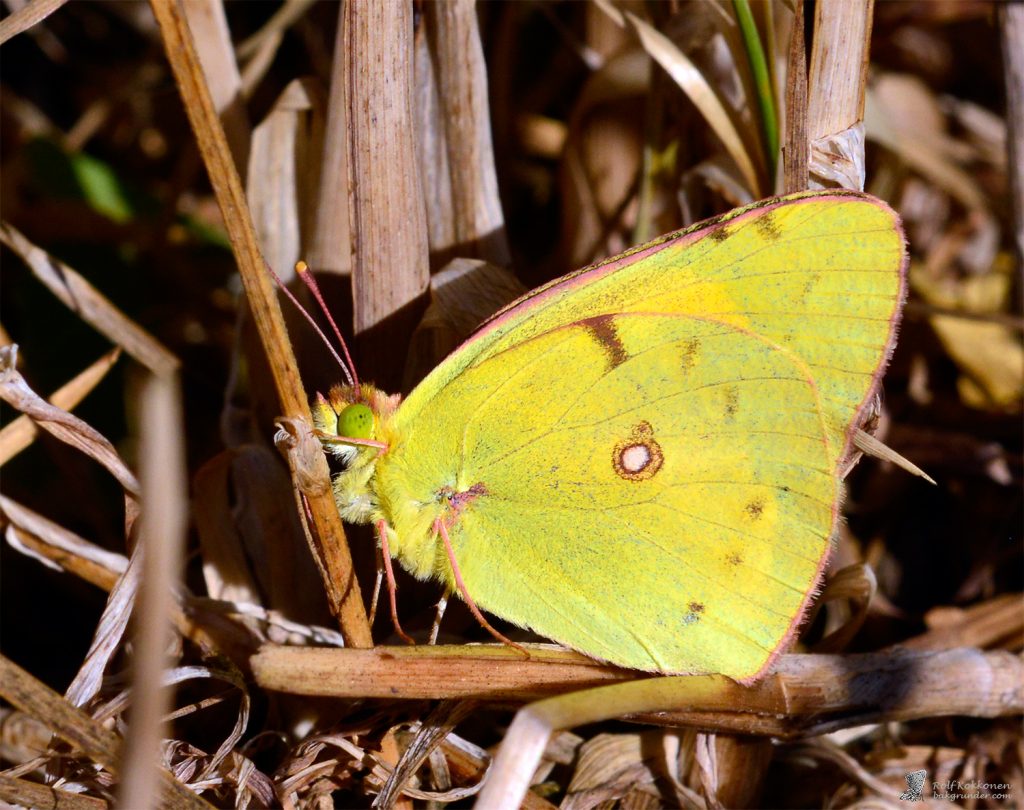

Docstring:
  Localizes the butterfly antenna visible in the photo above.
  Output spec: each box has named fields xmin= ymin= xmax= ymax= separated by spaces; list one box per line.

xmin=265 ymin=261 xmax=357 ymax=387
xmin=295 ymin=261 xmax=360 ymax=388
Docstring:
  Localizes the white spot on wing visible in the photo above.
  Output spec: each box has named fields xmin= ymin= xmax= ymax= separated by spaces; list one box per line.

xmin=621 ymin=444 xmax=651 ymax=473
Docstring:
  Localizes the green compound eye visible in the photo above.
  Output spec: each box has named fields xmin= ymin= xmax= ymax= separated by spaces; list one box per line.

xmin=338 ymin=403 xmax=374 ymax=439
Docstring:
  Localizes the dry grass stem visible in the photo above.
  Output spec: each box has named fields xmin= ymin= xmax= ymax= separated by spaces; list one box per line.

xmin=236 ymin=0 xmax=317 ymax=63
xmin=901 ymin=593 xmax=1024 ymax=651
xmin=0 ymin=495 xmax=126 ymax=590
xmin=425 ymin=0 xmax=510 ymax=266
xmin=251 ymin=645 xmax=1023 ymax=732
xmin=181 ymin=0 xmax=249 ymax=175
xmin=0 ymin=345 xmax=140 ymax=499
xmin=247 ymin=78 xmax=326 ymax=283
xmin=0 ymin=656 xmax=214 ymax=810
xmin=0 ymin=346 xmax=120 ymax=465
xmin=0 ymin=0 xmax=69 ymax=47
xmin=63 ymin=547 xmax=142 ymax=708
xmin=1002 ymin=3 xmax=1024 ymax=265
xmin=851 ymin=427 xmax=938 ymax=484
xmin=310 ymin=5 xmax=351 ymax=277
xmin=0 ymin=223 xmax=178 ymax=375
xmin=148 ymin=0 xmax=370 ymax=646
xmin=117 ymin=374 xmax=187 ymax=810
xmin=344 ymin=0 xmax=429 ymax=357
xmin=782 ymin=0 xmax=808 ymax=192
xmin=146 ymin=0 xmax=302 ymax=415
xmin=375 ymin=701 xmax=479 ymax=809
xmin=0 ymin=772 xmax=108 ymax=809
xmin=807 ymin=0 xmax=875 ymax=189
xmin=807 ymin=0 xmax=874 ymax=141
xmin=477 ymin=647 xmax=1022 ymax=809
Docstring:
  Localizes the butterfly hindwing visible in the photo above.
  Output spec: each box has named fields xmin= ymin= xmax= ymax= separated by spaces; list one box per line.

xmin=386 ymin=313 xmax=833 ymax=675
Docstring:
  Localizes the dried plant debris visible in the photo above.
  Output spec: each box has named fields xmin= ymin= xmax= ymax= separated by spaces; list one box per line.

xmin=1 ymin=3 xmax=1020 ymax=809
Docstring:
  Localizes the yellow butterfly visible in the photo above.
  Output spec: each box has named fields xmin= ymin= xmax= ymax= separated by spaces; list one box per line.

xmin=313 ymin=190 xmax=907 ymax=682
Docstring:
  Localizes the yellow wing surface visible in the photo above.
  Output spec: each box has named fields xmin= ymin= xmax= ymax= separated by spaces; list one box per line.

xmin=375 ymin=191 xmax=907 ymax=680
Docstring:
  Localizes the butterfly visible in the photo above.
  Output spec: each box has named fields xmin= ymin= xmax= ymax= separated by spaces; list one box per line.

xmin=313 ymin=189 xmax=907 ymax=682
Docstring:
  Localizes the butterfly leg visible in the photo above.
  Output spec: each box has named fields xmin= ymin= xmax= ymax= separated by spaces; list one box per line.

xmin=367 ymin=558 xmax=384 ymax=627
xmin=376 ymin=519 xmax=415 ymax=645
xmin=428 ymin=589 xmax=450 ymax=645
xmin=433 ymin=517 xmax=529 ymax=658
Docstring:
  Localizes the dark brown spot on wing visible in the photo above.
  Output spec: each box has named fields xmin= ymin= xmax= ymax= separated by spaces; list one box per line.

xmin=745 ymin=499 xmax=765 ymax=520
xmin=793 ymin=275 xmax=818 ymax=308
xmin=724 ymin=385 xmax=739 ymax=418
xmin=707 ymin=224 xmax=731 ymax=243
xmin=581 ymin=315 xmax=628 ymax=370
xmin=682 ymin=601 xmax=704 ymax=626
xmin=754 ymin=211 xmax=782 ymax=241
xmin=681 ymin=338 xmax=700 ymax=371
xmin=726 ymin=552 xmax=743 ymax=566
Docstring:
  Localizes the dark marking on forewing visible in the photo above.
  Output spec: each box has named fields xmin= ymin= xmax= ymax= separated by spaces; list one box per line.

xmin=707 ymin=224 xmax=731 ymax=243
xmin=754 ymin=211 xmax=783 ymax=241
xmin=794 ymin=275 xmax=818 ymax=308
xmin=726 ymin=552 xmax=743 ymax=566
xmin=680 ymin=338 xmax=700 ymax=371
xmin=724 ymin=385 xmax=739 ymax=419
xmin=682 ymin=601 xmax=705 ymax=626
xmin=745 ymin=498 xmax=765 ymax=520
xmin=581 ymin=315 xmax=628 ymax=370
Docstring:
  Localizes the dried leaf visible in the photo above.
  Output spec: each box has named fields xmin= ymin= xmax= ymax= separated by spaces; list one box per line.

xmin=247 ymin=78 xmax=327 ymax=281
xmin=0 ymin=223 xmax=179 ymax=376
xmin=0 ymin=345 xmax=140 ymax=498
xmin=0 ymin=347 xmax=121 ymax=466
xmin=0 ymin=495 xmax=127 ymax=589
xmin=622 ymin=11 xmax=762 ymax=196
xmin=374 ymin=701 xmax=479 ymax=809
xmin=404 ymin=258 xmax=526 ymax=386
xmin=64 ymin=545 xmax=142 ymax=708
xmin=562 ymin=732 xmax=662 ymax=810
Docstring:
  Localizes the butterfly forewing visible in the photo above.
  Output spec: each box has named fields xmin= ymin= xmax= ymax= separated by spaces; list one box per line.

xmin=374 ymin=191 xmax=906 ymax=679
